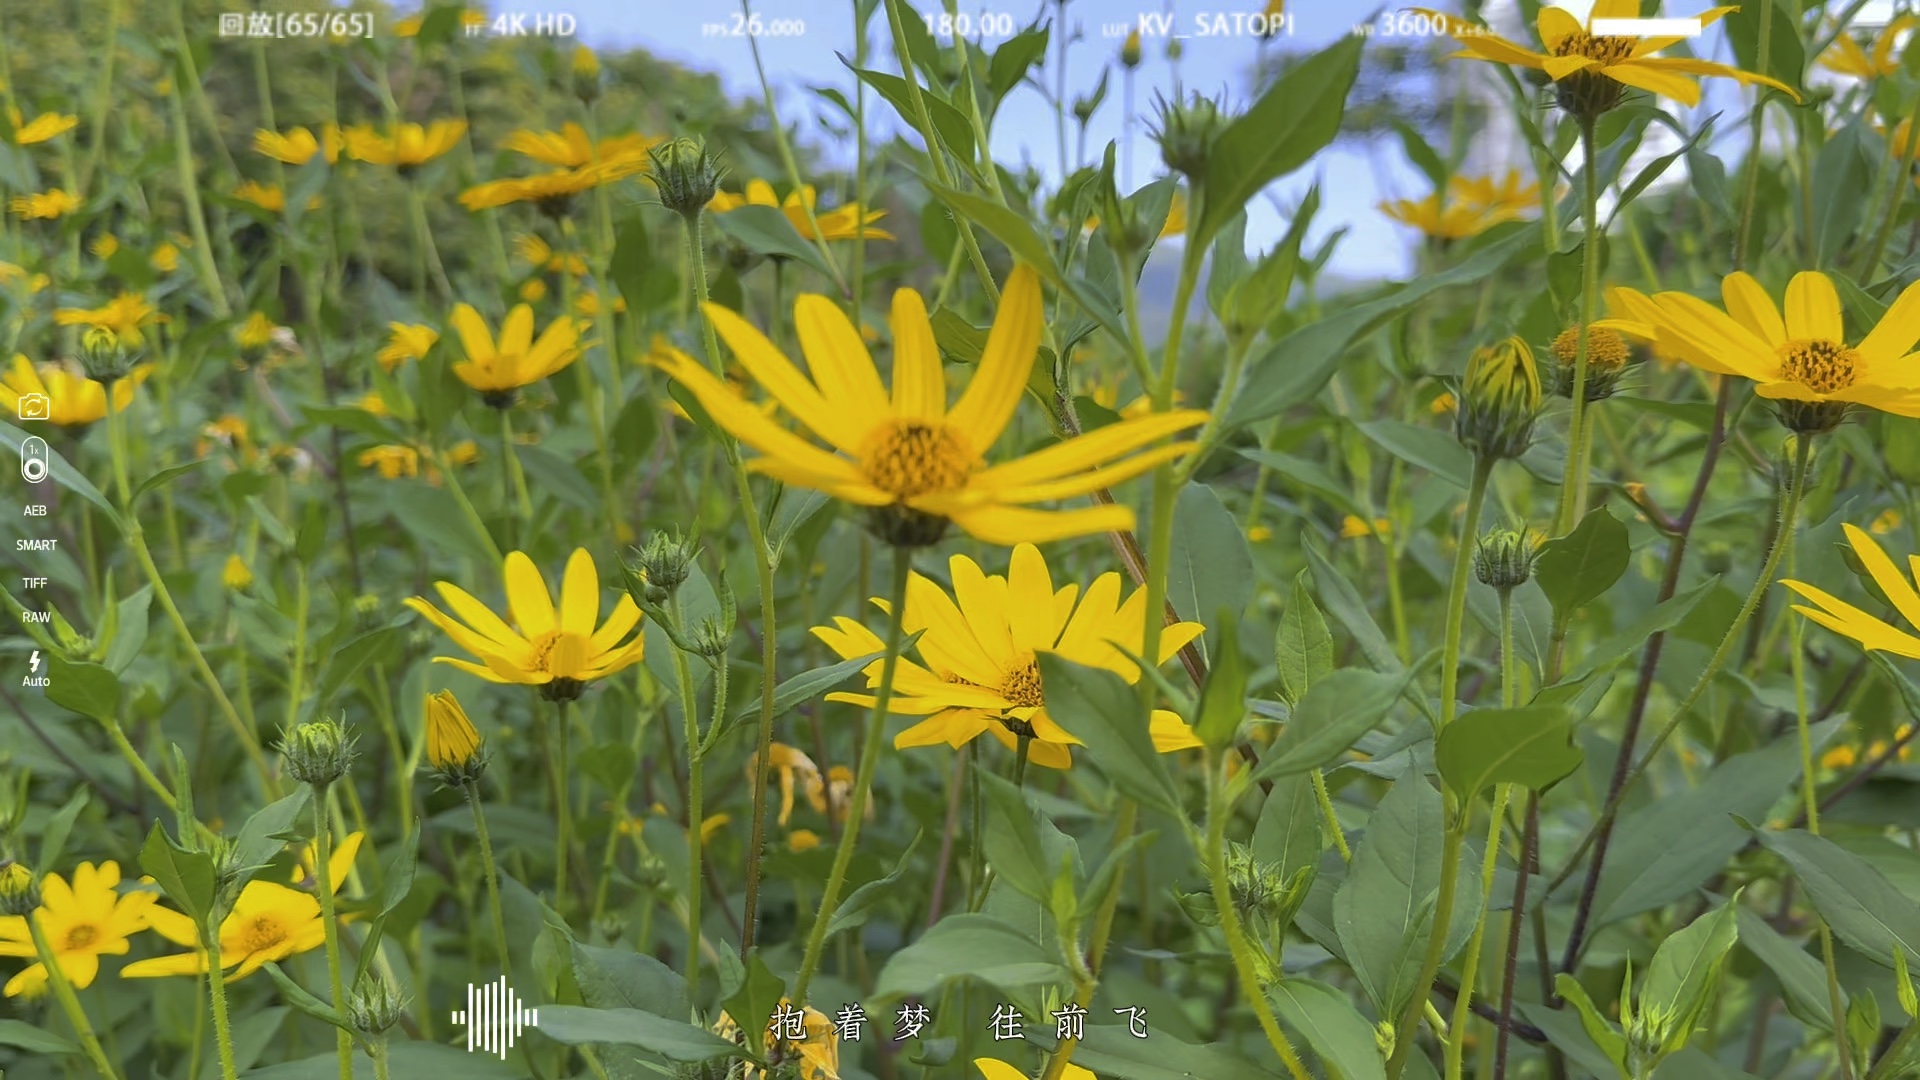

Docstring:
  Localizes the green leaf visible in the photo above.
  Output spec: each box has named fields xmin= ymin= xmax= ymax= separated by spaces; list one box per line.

xmin=140 ymin=822 xmax=216 ymax=926
xmin=1041 ymin=655 xmax=1184 ymax=817
xmin=131 ymin=458 xmax=211 ymax=505
xmin=0 ymin=1018 xmax=80 ymax=1055
xmin=720 ymin=949 xmax=785 ymax=1058
xmin=1810 ymin=121 xmax=1876 ymax=266
xmin=1554 ymin=974 xmax=1630 ymax=1079
xmin=1225 ymin=185 xmax=1318 ymax=340
xmin=1252 ymin=771 xmax=1326 ymax=880
xmin=1390 ymin=117 xmax=1447 ymax=193
xmin=1589 ymin=719 xmax=1841 ymax=925
xmin=1072 ymin=1023 xmax=1278 ymax=1079
xmin=33 ymin=788 xmax=89 ymax=877
xmin=1356 ymin=419 xmax=1474 ymax=489
xmin=1435 ymin=705 xmax=1582 ymax=800
xmin=1305 ymin=542 xmax=1405 ymax=675
xmin=1275 ymin=571 xmax=1334 ymax=708
xmin=1226 ymin=225 xmax=1539 ymax=430
xmin=987 ymin=25 xmax=1048 ymax=107
xmin=1 ymin=418 xmax=120 ymax=528
xmin=1558 ymin=576 xmax=1721 ymax=685
xmin=1254 ymin=669 xmax=1409 ymax=782
xmin=302 ymin=626 xmax=404 ymax=722
xmin=1756 ymin=828 xmax=1920 ymax=967
xmin=231 ymin=788 xmax=312 ymax=885
xmin=729 ymin=649 xmax=881 ymax=729
xmin=709 ymin=204 xmax=839 ymax=282
xmin=1725 ymin=0 xmax=1805 ymax=101
xmin=849 ymin=65 xmax=975 ymax=163
xmin=1535 ymin=507 xmax=1630 ymax=617
xmin=1640 ymin=895 xmax=1741 ymax=1056
xmin=1167 ymin=483 xmax=1254 ymax=662
xmin=1736 ymin=906 xmax=1837 ymax=1033
xmin=572 ymin=940 xmax=688 ymax=1018
xmin=536 ymin=1005 xmax=744 ymax=1063
xmin=1194 ymin=34 xmax=1363 ymax=252
xmin=1333 ymin=776 xmax=1481 ymax=1018
xmin=240 ymin=1042 xmax=521 ymax=1078
xmin=1194 ymin=614 xmax=1248 ymax=749
xmin=46 ymin=653 xmax=121 ymax=722
xmin=827 ymin=830 xmax=926 ymax=938
xmin=1268 ymin=978 xmax=1388 ymax=1080
xmin=610 ymin=213 xmax=678 ymax=316
xmin=872 ymin=913 xmax=1070 ymax=1002
xmin=300 ymin=404 xmax=398 ymax=445
xmin=262 ymin=962 xmax=348 ymax=1031
xmin=923 ymin=181 xmax=1129 ymax=344
xmin=976 ymin=769 xmax=1073 ymax=906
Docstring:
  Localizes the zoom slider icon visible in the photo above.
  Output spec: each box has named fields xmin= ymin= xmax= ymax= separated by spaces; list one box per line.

xmin=451 ymin=977 xmax=539 ymax=1059
xmin=21 ymin=436 xmax=49 ymax=484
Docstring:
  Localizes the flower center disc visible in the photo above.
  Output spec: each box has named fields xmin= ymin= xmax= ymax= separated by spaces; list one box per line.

xmin=1551 ymin=31 xmax=1636 ymax=64
xmin=1777 ymin=339 xmax=1860 ymax=394
xmin=63 ymin=924 xmax=99 ymax=950
xmin=239 ymin=916 xmax=286 ymax=955
xmin=861 ymin=420 xmax=978 ymax=501
xmin=1551 ymin=325 xmax=1630 ymax=371
xmin=1000 ymin=660 xmax=1045 ymax=710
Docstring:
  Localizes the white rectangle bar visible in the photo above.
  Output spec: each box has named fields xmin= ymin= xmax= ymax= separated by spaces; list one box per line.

xmin=1591 ymin=17 xmax=1703 ymax=36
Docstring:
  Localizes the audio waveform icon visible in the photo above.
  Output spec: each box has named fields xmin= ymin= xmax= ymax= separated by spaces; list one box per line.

xmin=450 ymin=976 xmax=539 ymax=1058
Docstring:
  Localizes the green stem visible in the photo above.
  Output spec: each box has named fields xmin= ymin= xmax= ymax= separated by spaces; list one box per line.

xmin=28 ymin=910 xmax=120 ymax=1080
xmin=108 ymin=392 xmax=272 ymax=793
xmin=205 ymin=914 xmax=238 ymax=1080
xmin=369 ymin=1040 xmax=391 ymax=1080
xmin=1039 ymin=798 xmax=1138 ymax=1080
xmin=286 ymin=572 xmax=310 ymax=730
xmin=435 ymin=445 xmax=505 ymax=564
xmin=465 ymin=782 xmax=512 ymax=972
xmin=500 ymin=406 xmax=534 ymax=529
xmin=1205 ymin=754 xmax=1313 ymax=1080
xmin=1439 ymin=457 xmax=1495 ymax=732
xmin=1555 ymin=116 xmax=1601 ymax=536
xmin=164 ymin=75 xmax=229 ymax=318
xmin=1310 ymin=769 xmax=1351 ymax=862
xmin=407 ymin=183 xmax=453 ymax=305
xmin=554 ymin=698 xmax=574 ymax=916
xmin=1446 ymin=783 xmax=1511 ymax=1080
xmin=738 ymin=0 xmax=848 ymax=295
xmin=1140 ymin=243 xmax=1205 ymax=708
xmin=312 ymin=789 xmax=352 ymax=1080
xmin=668 ymin=598 xmax=705 ymax=998
xmin=1868 ymin=1020 xmax=1920 ymax=1079
xmin=790 ymin=547 xmax=914 ymax=1008
xmin=1733 ymin=1 xmax=1775 ymax=270
xmin=1390 ymin=816 xmax=1469 ymax=1078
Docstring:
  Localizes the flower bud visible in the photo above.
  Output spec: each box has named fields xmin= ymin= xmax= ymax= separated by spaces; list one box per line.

xmin=80 ymin=327 xmax=134 ymax=386
xmin=347 ymin=972 xmax=408 ymax=1036
xmin=1120 ymin=28 xmax=1142 ymax=68
xmin=0 ymin=860 xmax=38 ymax=916
xmin=235 ymin=312 xmax=277 ymax=367
xmin=691 ymin=615 xmax=732 ymax=660
xmin=626 ymin=530 xmax=698 ymax=604
xmin=223 ymin=554 xmax=254 ymax=591
xmin=1474 ymin=528 xmax=1539 ymax=592
xmin=647 ymin=136 xmax=726 ymax=219
xmin=425 ymin=690 xmax=487 ymax=785
xmin=1455 ymin=336 xmax=1541 ymax=461
xmin=1153 ymin=91 xmax=1228 ymax=183
xmin=570 ymin=45 xmax=602 ymax=104
xmin=282 ymin=717 xmax=356 ymax=788
xmin=1550 ymin=324 xmax=1633 ymax=402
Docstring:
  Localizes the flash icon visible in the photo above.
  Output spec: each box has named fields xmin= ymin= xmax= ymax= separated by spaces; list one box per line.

xmin=29 ymin=651 xmax=40 ymax=674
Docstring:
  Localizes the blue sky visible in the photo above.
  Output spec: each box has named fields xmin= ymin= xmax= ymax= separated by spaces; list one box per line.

xmin=503 ymin=0 xmax=1888 ymax=281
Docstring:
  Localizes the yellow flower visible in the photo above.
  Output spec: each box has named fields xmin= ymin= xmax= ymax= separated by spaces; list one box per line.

xmin=0 ymin=355 xmax=147 ymax=427
xmin=1628 ymin=271 xmax=1920 ymax=428
xmin=447 ymin=440 xmax=481 ymax=465
xmin=1873 ymin=508 xmax=1903 ymax=535
xmin=716 ymin=1002 xmax=840 ymax=1080
xmin=518 ymin=277 xmax=549 ymax=303
xmin=357 ymin=390 xmax=391 ymax=417
xmin=1783 ymin=524 xmax=1920 ymax=660
xmin=709 ymin=178 xmax=894 ymax=242
xmin=514 ymin=233 xmax=588 ymax=275
xmin=378 ymin=322 xmax=439 ymax=371
xmin=233 ymin=312 xmax=278 ymax=352
xmin=346 ymin=120 xmax=467 ymax=168
xmin=653 ymin=265 xmax=1208 ymax=545
xmin=788 ymin=830 xmax=821 ymax=852
xmin=0 ymin=861 xmax=156 ymax=998
xmin=8 ymin=110 xmax=78 ymax=145
xmin=447 ymin=303 xmax=581 ymax=398
xmin=90 ymin=233 xmax=118 ymax=258
xmin=572 ymin=45 xmax=601 ymax=79
xmin=9 ymin=189 xmax=79 ymax=219
xmin=460 ymin=160 xmax=647 ymax=213
xmin=1160 ymin=189 xmax=1188 ymax=239
xmin=1431 ymin=391 xmax=1458 ymax=414
xmin=124 ymin=837 xmax=362 ymax=982
xmin=1411 ymin=2 xmax=1798 ymax=113
xmin=1821 ymin=745 xmax=1858 ymax=770
xmin=575 ymin=290 xmax=626 ymax=317
xmin=404 ymin=548 xmax=647 ymax=693
xmin=1820 ymin=13 xmax=1915 ymax=80
xmin=151 ymin=242 xmax=180 ymax=272
xmin=1381 ymin=170 xmax=1538 ymax=240
xmin=812 ymin=543 xmax=1205 ymax=769
xmin=55 ymin=292 xmax=169 ymax=346
xmin=751 ymin=743 xmax=823 ymax=826
xmin=1121 ymin=27 xmax=1143 ymax=66
xmin=1341 ymin=515 xmax=1392 ymax=540
xmin=425 ymin=689 xmax=484 ymax=771
xmin=223 ymin=553 xmax=254 ymax=590
xmin=358 ymin=445 xmax=419 ymax=479
xmin=253 ymin=124 xmax=343 ymax=165
xmin=1247 ymin=525 xmax=1273 ymax=543
xmin=978 ymin=1058 xmax=1094 ymax=1080
xmin=500 ymin=122 xmax=658 ymax=169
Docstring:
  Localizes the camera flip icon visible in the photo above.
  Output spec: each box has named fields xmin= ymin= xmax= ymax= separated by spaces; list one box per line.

xmin=16 ymin=392 xmax=50 ymax=421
